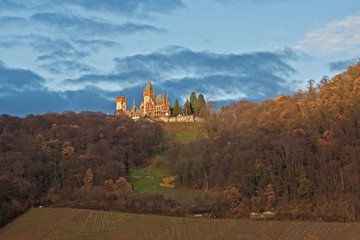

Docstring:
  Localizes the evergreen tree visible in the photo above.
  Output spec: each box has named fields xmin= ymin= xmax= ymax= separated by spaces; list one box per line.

xmin=184 ymin=98 xmax=191 ymax=115
xmin=172 ymin=99 xmax=180 ymax=117
xmin=189 ymin=92 xmax=197 ymax=114
xmin=195 ymin=94 xmax=206 ymax=115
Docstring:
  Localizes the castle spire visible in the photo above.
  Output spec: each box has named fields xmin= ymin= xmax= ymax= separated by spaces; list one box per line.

xmin=145 ymin=79 xmax=152 ymax=91
xmin=133 ymin=94 xmax=135 ymax=107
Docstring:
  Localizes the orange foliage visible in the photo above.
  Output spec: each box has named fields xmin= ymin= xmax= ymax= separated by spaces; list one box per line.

xmin=61 ymin=141 xmax=75 ymax=157
xmin=160 ymin=175 xmax=177 ymax=188
xmin=114 ymin=177 xmax=132 ymax=194
xmin=224 ymin=186 xmax=243 ymax=216
xmin=264 ymin=184 xmax=276 ymax=211
xmin=103 ymin=179 xmax=115 ymax=192
xmin=83 ymin=169 xmax=94 ymax=186
xmin=41 ymin=139 xmax=61 ymax=153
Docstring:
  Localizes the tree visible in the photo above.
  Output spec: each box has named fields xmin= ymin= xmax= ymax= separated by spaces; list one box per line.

xmin=83 ymin=169 xmax=94 ymax=186
xmin=189 ymin=92 xmax=198 ymax=114
xmin=224 ymin=186 xmax=244 ymax=217
xmin=114 ymin=177 xmax=132 ymax=195
xmin=103 ymin=179 xmax=115 ymax=192
xmin=195 ymin=94 xmax=206 ymax=115
xmin=184 ymin=98 xmax=191 ymax=115
xmin=160 ymin=175 xmax=177 ymax=188
xmin=61 ymin=141 xmax=75 ymax=157
xmin=264 ymin=183 xmax=276 ymax=211
xmin=172 ymin=99 xmax=180 ymax=117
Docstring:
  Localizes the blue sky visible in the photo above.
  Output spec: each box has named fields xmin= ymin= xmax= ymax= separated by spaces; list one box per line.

xmin=1 ymin=0 xmax=360 ymax=116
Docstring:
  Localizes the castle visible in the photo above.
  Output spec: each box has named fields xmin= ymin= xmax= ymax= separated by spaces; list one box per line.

xmin=116 ymin=80 xmax=171 ymax=118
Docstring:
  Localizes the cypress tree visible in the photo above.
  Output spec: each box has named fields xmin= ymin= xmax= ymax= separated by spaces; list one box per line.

xmin=184 ymin=98 xmax=191 ymax=115
xmin=172 ymin=99 xmax=180 ymax=117
xmin=189 ymin=92 xmax=197 ymax=114
xmin=195 ymin=94 xmax=206 ymax=115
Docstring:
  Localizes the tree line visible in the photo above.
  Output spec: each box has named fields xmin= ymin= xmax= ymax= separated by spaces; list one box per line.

xmin=166 ymin=62 xmax=360 ymax=221
xmin=172 ymin=92 xmax=206 ymax=117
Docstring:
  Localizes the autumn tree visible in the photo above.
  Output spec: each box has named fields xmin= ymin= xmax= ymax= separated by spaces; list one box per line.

xmin=114 ymin=177 xmax=132 ymax=196
xmin=103 ymin=179 xmax=115 ymax=192
xmin=264 ymin=183 xmax=276 ymax=211
xmin=61 ymin=141 xmax=75 ymax=157
xmin=83 ymin=168 xmax=94 ymax=186
xmin=160 ymin=175 xmax=177 ymax=188
xmin=224 ymin=186 xmax=244 ymax=217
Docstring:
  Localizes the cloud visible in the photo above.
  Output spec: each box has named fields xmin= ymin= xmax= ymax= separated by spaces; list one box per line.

xmin=328 ymin=58 xmax=359 ymax=72
xmin=0 ymin=60 xmax=115 ymax=115
xmin=0 ymin=61 xmax=45 ymax=91
xmin=0 ymin=13 xmax=166 ymax=38
xmin=0 ymin=87 xmax=115 ymax=116
xmin=37 ymin=50 xmax=89 ymax=61
xmin=64 ymin=71 xmax=149 ymax=91
xmin=1 ymin=0 xmax=185 ymax=17
xmin=0 ymin=0 xmax=20 ymax=10
xmin=26 ymin=35 xmax=75 ymax=52
xmin=294 ymin=14 xmax=360 ymax=54
xmin=0 ymin=34 xmax=74 ymax=53
xmin=40 ymin=60 xmax=94 ymax=74
xmin=72 ymin=39 xmax=119 ymax=50
xmin=29 ymin=12 xmax=166 ymax=36
xmin=114 ymin=46 xmax=296 ymax=79
xmin=67 ymin=46 xmax=298 ymax=104
xmin=0 ymin=16 xmax=26 ymax=24
xmin=55 ymin=0 xmax=185 ymax=17
xmin=0 ymin=38 xmax=25 ymax=48
xmin=0 ymin=46 xmax=299 ymax=116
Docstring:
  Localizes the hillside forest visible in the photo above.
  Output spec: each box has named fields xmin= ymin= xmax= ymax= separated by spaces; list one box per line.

xmin=168 ymin=62 xmax=360 ymax=221
xmin=2 ymin=62 xmax=360 ymax=226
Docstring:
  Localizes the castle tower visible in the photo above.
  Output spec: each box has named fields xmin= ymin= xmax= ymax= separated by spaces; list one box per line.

xmin=143 ymin=79 xmax=155 ymax=99
xmin=115 ymin=95 xmax=127 ymax=114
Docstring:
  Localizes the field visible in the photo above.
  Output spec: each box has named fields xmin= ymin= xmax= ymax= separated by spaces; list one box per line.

xmin=1 ymin=208 xmax=360 ymax=240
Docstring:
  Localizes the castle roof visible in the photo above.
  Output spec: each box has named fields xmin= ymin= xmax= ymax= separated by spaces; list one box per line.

xmin=144 ymin=79 xmax=153 ymax=91
xmin=155 ymin=93 xmax=164 ymax=102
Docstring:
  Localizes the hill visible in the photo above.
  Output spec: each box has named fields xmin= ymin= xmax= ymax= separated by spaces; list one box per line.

xmin=1 ymin=208 xmax=360 ymax=240
xmin=3 ymin=62 xmax=360 ymax=229
xmin=165 ymin=62 xmax=360 ymax=221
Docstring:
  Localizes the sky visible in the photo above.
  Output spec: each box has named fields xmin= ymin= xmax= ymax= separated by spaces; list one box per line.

xmin=1 ymin=0 xmax=360 ymax=116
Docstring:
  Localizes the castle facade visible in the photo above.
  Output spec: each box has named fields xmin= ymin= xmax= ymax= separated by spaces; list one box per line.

xmin=116 ymin=80 xmax=171 ymax=118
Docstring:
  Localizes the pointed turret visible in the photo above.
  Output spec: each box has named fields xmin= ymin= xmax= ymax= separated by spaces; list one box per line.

xmin=143 ymin=78 xmax=155 ymax=99
xmin=145 ymin=79 xmax=152 ymax=91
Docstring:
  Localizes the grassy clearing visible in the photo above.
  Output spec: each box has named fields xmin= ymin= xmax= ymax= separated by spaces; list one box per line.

xmin=1 ymin=208 xmax=359 ymax=240
xmin=161 ymin=122 xmax=203 ymax=142
xmin=128 ymin=167 xmax=198 ymax=201
xmin=129 ymin=146 xmax=204 ymax=201
xmin=129 ymin=168 xmax=169 ymax=194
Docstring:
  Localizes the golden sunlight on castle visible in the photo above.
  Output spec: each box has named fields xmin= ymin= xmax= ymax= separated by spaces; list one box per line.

xmin=116 ymin=79 xmax=171 ymax=119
